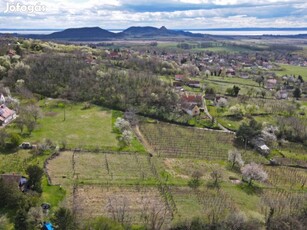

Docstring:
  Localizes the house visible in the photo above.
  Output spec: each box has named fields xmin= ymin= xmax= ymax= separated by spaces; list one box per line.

xmin=182 ymin=104 xmax=200 ymax=116
xmin=250 ymin=137 xmax=270 ymax=156
xmin=276 ymin=90 xmax=288 ymax=100
xmin=0 ymin=174 xmax=21 ymax=185
xmin=0 ymin=104 xmax=16 ymax=126
xmin=180 ymin=92 xmax=204 ymax=116
xmin=180 ymin=92 xmax=204 ymax=108
xmin=175 ymin=74 xmax=185 ymax=81
xmin=226 ymin=68 xmax=236 ymax=76
xmin=173 ymin=81 xmax=183 ymax=87
xmin=257 ymin=144 xmax=270 ymax=156
xmin=265 ymin=78 xmax=277 ymax=89
xmin=186 ymin=80 xmax=200 ymax=88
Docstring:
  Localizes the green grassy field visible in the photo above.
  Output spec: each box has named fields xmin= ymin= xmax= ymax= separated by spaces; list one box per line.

xmin=274 ymin=64 xmax=307 ymax=80
xmin=6 ymin=102 xmax=146 ymax=152
xmin=28 ymin=103 xmax=118 ymax=149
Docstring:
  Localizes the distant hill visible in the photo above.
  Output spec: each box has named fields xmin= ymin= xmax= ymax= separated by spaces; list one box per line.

xmin=11 ymin=26 xmax=204 ymax=41
xmin=2 ymin=26 xmax=306 ymax=41
xmin=120 ymin=26 xmax=204 ymax=38
xmin=21 ymin=27 xmax=118 ymax=41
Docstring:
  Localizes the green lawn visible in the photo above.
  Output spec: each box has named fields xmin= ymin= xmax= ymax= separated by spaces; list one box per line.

xmin=275 ymin=64 xmax=307 ymax=80
xmin=27 ymin=104 xmax=118 ymax=149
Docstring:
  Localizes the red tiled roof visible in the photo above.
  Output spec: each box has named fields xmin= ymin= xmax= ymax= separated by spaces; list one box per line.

xmin=181 ymin=93 xmax=202 ymax=103
xmin=0 ymin=104 xmax=15 ymax=121
xmin=175 ymin=74 xmax=185 ymax=80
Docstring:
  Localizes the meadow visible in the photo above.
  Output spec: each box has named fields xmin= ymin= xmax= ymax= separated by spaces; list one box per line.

xmin=10 ymin=101 xmax=146 ymax=152
xmin=275 ymin=64 xmax=307 ymax=81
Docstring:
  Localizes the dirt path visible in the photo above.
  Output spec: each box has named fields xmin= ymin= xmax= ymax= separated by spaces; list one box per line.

xmin=203 ymin=98 xmax=235 ymax=134
xmin=133 ymin=125 xmax=155 ymax=155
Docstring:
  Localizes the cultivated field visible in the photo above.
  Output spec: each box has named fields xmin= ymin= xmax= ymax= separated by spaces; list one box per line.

xmin=139 ymin=122 xmax=266 ymax=163
xmin=73 ymin=186 xmax=172 ymax=228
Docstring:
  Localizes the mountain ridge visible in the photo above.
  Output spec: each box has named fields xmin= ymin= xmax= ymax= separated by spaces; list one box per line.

xmin=7 ymin=26 xmax=205 ymax=41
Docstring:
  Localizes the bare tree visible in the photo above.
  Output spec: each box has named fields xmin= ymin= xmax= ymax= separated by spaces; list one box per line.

xmin=26 ymin=104 xmax=42 ymax=122
xmin=228 ymin=149 xmax=244 ymax=169
xmin=106 ymin=196 xmax=131 ymax=226
xmin=140 ymin=197 xmax=170 ymax=230
xmin=241 ymin=162 xmax=268 ymax=186
xmin=210 ymin=170 xmax=222 ymax=188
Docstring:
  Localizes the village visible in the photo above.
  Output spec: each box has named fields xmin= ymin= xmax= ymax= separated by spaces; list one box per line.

xmin=0 ymin=35 xmax=307 ymax=229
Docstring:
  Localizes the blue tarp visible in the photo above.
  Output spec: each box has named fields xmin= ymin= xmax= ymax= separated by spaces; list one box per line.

xmin=43 ymin=222 xmax=54 ymax=230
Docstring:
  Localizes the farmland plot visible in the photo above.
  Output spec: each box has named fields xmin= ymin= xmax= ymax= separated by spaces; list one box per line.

xmin=72 ymin=186 xmax=173 ymax=229
xmin=139 ymin=122 xmax=266 ymax=163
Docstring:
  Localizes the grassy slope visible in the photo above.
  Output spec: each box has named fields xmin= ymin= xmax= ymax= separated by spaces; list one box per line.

xmin=275 ymin=64 xmax=307 ymax=81
xmin=1 ymin=102 xmax=146 ymax=216
xmin=28 ymin=104 xmax=118 ymax=149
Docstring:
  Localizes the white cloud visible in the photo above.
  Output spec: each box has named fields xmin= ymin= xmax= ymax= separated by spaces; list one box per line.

xmin=0 ymin=0 xmax=306 ymax=29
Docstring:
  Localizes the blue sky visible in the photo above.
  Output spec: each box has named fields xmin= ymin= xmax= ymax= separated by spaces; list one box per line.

xmin=0 ymin=0 xmax=306 ymax=29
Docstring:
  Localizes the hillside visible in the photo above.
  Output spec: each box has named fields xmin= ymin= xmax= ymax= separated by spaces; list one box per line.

xmin=10 ymin=26 xmax=206 ymax=41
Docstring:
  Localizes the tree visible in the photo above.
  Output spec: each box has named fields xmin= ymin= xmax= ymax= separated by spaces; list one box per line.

xmin=114 ymin=118 xmax=130 ymax=132
xmin=210 ymin=170 xmax=222 ymax=188
xmin=119 ymin=130 xmax=133 ymax=147
xmin=52 ymin=207 xmax=76 ymax=230
xmin=226 ymin=86 xmax=240 ymax=97
xmin=245 ymin=104 xmax=259 ymax=115
xmin=14 ymin=209 xmax=29 ymax=230
xmin=27 ymin=207 xmax=43 ymax=229
xmin=58 ymin=102 xmax=66 ymax=121
xmin=255 ymin=76 xmax=264 ymax=87
xmin=188 ymin=171 xmax=202 ymax=189
xmin=26 ymin=104 xmax=42 ymax=122
xmin=241 ymin=162 xmax=268 ymax=186
xmin=233 ymin=85 xmax=240 ymax=97
xmin=140 ymin=197 xmax=170 ymax=230
xmin=9 ymin=132 xmax=22 ymax=148
xmin=228 ymin=149 xmax=244 ymax=169
xmin=229 ymin=104 xmax=244 ymax=118
xmin=293 ymin=88 xmax=301 ymax=100
xmin=25 ymin=120 xmax=36 ymax=135
xmin=15 ymin=116 xmax=26 ymax=134
xmin=26 ymin=165 xmax=44 ymax=193
xmin=236 ymin=119 xmax=262 ymax=149
xmin=260 ymin=89 xmax=266 ymax=98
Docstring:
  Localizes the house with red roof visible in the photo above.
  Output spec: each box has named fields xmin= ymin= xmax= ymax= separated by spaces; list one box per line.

xmin=180 ymin=92 xmax=204 ymax=116
xmin=0 ymin=104 xmax=16 ymax=126
xmin=175 ymin=74 xmax=185 ymax=81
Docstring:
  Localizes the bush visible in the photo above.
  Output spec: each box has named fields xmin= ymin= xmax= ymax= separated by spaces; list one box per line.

xmin=52 ymin=207 xmax=76 ymax=230
xmin=26 ymin=165 xmax=44 ymax=193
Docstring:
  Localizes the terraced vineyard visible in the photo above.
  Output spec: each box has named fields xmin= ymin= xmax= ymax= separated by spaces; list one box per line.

xmin=139 ymin=122 xmax=266 ymax=163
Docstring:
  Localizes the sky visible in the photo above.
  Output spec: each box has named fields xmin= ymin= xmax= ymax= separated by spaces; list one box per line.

xmin=0 ymin=0 xmax=306 ymax=29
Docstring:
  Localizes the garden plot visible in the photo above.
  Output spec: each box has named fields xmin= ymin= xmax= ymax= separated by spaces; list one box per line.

xmin=73 ymin=186 xmax=172 ymax=229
